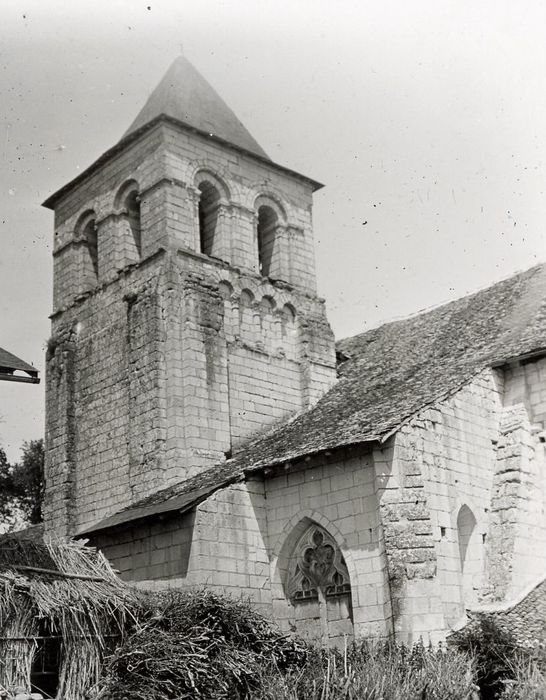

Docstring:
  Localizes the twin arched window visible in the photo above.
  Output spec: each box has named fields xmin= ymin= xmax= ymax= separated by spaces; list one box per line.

xmin=74 ymin=181 xmax=142 ymax=290
xmin=195 ymin=174 xmax=284 ymax=280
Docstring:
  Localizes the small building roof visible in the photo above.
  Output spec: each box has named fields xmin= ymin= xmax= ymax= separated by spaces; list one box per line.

xmin=80 ymin=262 xmax=546 ymax=535
xmin=124 ymin=54 xmax=270 ymax=160
xmin=0 ymin=347 xmax=39 ymax=383
xmin=0 ymin=347 xmax=38 ymax=373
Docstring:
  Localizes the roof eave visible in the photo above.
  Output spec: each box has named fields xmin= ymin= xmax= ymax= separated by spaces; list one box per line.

xmin=76 ymin=473 xmax=242 ymax=537
xmin=43 ymin=114 xmax=323 ymax=210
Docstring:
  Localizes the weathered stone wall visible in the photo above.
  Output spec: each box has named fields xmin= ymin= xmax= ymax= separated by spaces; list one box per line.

xmin=92 ymin=510 xmax=195 ymax=581
xmin=263 ymin=448 xmax=391 ymax=641
xmin=376 ymin=364 xmax=546 ymax=637
xmin=373 ymin=434 xmax=445 ymax=644
xmin=490 ymin=357 xmax=546 ymax=599
xmin=45 ymin=254 xmax=168 ymax=536
xmin=93 ymin=447 xmax=393 ymax=642
xmin=93 ymin=478 xmax=273 ymax=612
xmin=90 ymin=364 xmax=546 ymax=644
xmin=389 ymin=372 xmax=502 ymax=631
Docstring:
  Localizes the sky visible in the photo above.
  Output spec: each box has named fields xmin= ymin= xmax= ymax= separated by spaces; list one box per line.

xmin=1 ymin=0 xmax=545 ymax=460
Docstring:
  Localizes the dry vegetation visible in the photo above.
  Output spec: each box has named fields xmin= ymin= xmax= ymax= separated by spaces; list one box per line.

xmin=0 ymin=535 xmax=135 ymax=700
xmin=0 ymin=537 xmax=543 ymax=699
xmin=93 ymin=590 xmax=545 ymax=700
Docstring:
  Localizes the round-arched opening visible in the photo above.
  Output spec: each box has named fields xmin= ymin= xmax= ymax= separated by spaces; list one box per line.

xmin=239 ymin=289 xmax=255 ymax=308
xmin=198 ymin=181 xmax=221 ymax=256
xmin=281 ymin=303 xmax=296 ymax=338
xmin=218 ymin=280 xmax=234 ymax=301
xmin=257 ymin=205 xmax=278 ymax=277
xmin=124 ymin=189 xmax=141 ymax=257
xmin=260 ymin=295 xmax=276 ymax=313
xmin=78 ymin=214 xmax=98 ymax=278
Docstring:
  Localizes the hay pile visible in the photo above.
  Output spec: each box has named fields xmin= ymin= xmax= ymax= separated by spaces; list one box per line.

xmin=94 ymin=589 xmax=307 ymax=700
xmin=0 ymin=533 xmax=136 ymax=699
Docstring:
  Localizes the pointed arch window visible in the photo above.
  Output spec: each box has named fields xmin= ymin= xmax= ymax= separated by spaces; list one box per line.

xmin=457 ymin=505 xmax=482 ymax=606
xmin=288 ymin=525 xmax=351 ymax=601
xmin=285 ymin=522 xmax=353 ymax=646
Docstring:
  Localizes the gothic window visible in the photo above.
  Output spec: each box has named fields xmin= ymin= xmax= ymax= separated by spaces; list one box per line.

xmin=457 ymin=505 xmax=481 ymax=605
xmin=257 ymin=205 xmax=278 ymax=277
xmin=288 ymin=525 xmax=351 ymax=601
xmin=286 ymin=523 xmax=353 ymax=646
xmin=198 ymin=181 xmax=221 ymax=257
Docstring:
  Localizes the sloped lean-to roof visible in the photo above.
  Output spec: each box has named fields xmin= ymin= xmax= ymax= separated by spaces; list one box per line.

xmin=80 ymin=262 xmax=546 ymax=535
xmin=0 ymin=347 xmax=40 ymax=384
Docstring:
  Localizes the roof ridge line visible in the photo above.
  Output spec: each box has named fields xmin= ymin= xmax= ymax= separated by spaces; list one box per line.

xmin=337 ymin=261 xmax=546 ymax=346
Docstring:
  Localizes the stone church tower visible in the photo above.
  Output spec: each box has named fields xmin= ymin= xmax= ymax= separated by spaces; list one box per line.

xmin=43 ymin=56 xmax=337 ymax=537
xmin=41 ymin=56 xmax=546 ymax=645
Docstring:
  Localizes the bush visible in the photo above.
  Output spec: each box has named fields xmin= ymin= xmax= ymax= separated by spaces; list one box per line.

xmin=451 ymin=618 xmax=518 ymax=699
xmin=451 ymin=617 xmax=546 ymax=700
xmin=498 ymin=646 xmax=546 ymax=700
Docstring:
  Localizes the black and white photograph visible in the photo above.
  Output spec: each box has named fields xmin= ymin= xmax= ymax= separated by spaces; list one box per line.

xmin=0 ymin=2 xmax=545 ymax=698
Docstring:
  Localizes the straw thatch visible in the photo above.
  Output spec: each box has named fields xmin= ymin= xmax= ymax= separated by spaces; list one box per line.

xmin=94 ymin=588 xmax=308 ymax=700
xmin=0 ymin=530 xmax=136 ymax=699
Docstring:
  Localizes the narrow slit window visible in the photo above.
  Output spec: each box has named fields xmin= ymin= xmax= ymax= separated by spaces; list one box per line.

xmin=198 ymin=181 xmax=221 ymax=256
xmin=257 ymin=205 xmax=278 ymax=277
xmin=125 ymin=190 xmax=141 ymax=257
xmin=83 ymin=218 xmax=98 ymax=278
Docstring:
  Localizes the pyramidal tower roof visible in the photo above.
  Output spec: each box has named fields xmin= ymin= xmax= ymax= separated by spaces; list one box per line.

xmin=123 ymin=54 xmax=270 ymax=160
xmin=43 ymin=55 xmax=323 ymax=210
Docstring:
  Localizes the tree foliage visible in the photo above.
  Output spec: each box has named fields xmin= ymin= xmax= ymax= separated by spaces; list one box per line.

xmin=0 ymin=438 xmax=44 ymax=526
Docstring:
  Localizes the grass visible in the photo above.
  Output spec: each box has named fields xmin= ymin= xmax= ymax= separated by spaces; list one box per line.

xmin=93 ymin=590 xmax=480 ymax=700
xmin=256 ymin=641 xmax=478 ymax=700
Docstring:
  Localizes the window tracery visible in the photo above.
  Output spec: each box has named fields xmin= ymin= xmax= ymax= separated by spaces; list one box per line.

xmin=288 ymin=525 xmax=351 ymax=602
